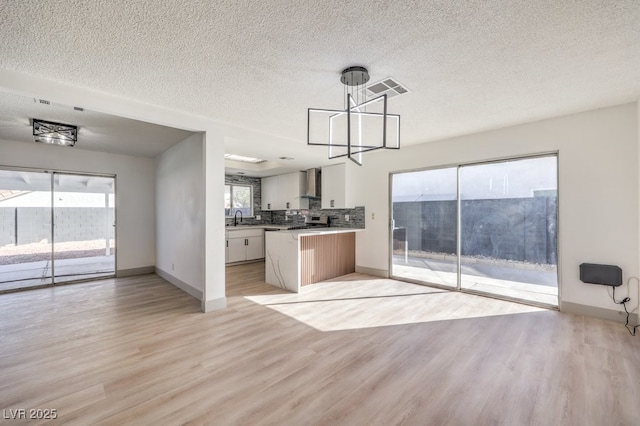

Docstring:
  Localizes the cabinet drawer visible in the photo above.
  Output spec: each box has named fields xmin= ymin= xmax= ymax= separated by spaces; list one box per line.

xmin=226 ymin=228 xmax=264 ymax=238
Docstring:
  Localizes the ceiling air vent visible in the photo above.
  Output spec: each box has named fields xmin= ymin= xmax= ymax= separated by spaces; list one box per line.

xmin=36 ymin=99 xmax=51 ymax=105
xmin=364 ymin=77 xmax=410 ymax=100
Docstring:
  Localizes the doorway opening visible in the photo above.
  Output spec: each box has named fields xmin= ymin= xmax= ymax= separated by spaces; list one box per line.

xmin=390 ymin=154 xmax=558 ymax=307
xmin=0 ymin=168 xmax=116 ymax=292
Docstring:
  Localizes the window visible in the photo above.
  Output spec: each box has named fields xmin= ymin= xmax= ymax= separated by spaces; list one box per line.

xmin=225 ymin=184 xmax=253 ymax=217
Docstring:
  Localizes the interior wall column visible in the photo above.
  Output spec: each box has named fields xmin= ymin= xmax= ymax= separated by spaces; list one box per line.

xmin=202 ymin=129 xmax=226 ymax=312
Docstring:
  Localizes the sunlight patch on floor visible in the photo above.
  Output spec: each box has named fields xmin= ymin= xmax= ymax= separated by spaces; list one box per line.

xmin=246 ymin=275 xmax=547 ymax=331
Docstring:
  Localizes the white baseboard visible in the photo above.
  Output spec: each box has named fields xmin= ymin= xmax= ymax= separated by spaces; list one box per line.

xmin=155 ymin=267 xmax=203 ymax=300
xmin=561 ymin=301 xmax=639 ymax=324
xmin=116 ymin=266 xmax=155 ymax=277
xmin=355 ymin=265 xmax=389 ymax=278
xmin=201 ymin=297 xmax=227 ymax=313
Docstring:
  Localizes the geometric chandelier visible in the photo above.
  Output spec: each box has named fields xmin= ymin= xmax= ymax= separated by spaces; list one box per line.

xmin=33 ymin=119 xmax=78 ymax=147
xmin=307 ymin=66 xmax=400 ymax=166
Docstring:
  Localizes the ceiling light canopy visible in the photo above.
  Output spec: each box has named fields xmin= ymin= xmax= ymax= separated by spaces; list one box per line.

xmin=224 ymin=154 xmax=266 ymax=164
xmin=307 ymin=66 xmax=400 ymax=166
xmin=33 ymin=119 xmax=78 ymax=147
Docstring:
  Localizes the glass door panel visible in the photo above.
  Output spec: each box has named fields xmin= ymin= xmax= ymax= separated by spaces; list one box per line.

xmin=0 ymin=169 xmax=53 ymax=291
xmin=459 ymin=156 xmax=558 ymax=305
xmin=53 ymin=173 xmax=115 ymax=283
xmin=391 ymin=167 xmax=458 ymax=288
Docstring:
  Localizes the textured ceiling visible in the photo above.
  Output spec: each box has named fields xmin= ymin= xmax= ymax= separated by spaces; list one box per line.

xmin=0 ymin=0 xmax=639 ymax=169
xmin=0 ymin=92 xmax=194 ymax=157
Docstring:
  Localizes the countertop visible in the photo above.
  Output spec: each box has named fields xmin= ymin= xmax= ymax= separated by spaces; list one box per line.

xmin=225 ymin=225 xmax=290 ymax=231
xmin=226 ymin=225 xmax=363 ymax=234
xmin=274 ymin=228 xmax=363 ymax=236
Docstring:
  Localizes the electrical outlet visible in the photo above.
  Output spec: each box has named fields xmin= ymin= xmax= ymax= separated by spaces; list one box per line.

xmin=256 ymin=215 xmax=261 ymax=220
xmin=371 ymin=212 xmax=375 ymax=220
xmin=345 ymin=214 xmax=350 ymax=221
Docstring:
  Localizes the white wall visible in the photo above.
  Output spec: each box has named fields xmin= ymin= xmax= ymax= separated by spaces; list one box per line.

xmin=0 ymin=138 xmax=155 ymax=271
xmin=155 ymin=133 xmax=205 ymax=294
xmin=353 ymin=103 xmax=639 ymax=313
xmin=1 ymin=70 xmax=228 ymax=312
xmin=204 ymin=131 xmax=226 ymax=311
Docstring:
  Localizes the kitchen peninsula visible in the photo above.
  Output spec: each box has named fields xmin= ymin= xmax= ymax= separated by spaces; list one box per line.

xmin=265 ymin=228 xmax=361 ymax=292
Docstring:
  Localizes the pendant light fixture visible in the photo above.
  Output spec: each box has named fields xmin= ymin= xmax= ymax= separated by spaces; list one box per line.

xmin=307 ymin=66 xmax=400 ymax=166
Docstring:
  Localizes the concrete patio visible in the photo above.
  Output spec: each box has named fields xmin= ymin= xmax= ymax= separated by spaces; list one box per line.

xmin=0 ymin=255 xmax=115 ymax=292
xmin=392 ymin=254 xmax=558 ymax=306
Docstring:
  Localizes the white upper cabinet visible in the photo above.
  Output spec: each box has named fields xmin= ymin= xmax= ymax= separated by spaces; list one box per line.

xmin=321 ymin=163 xmax=354 ymax=209
xmin=261 ymin=172 xmax=309 ymax=211
xmin=278 ymin=172 xmax=308 ymax=210
xmin=261 ymin=175 xmax=279 ymax=211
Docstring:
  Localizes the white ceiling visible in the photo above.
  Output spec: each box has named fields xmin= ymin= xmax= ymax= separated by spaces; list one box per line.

xmin=0 ymin=1 xmax=639 ymax=173
xmin=0 ymin=169 xmax=115 ymax=194
xmin=0 ymin=92 xmax=194 ymax=158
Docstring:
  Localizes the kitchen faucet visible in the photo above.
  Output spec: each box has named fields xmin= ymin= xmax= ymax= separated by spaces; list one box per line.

xmin=234 ymin=210 xmax=243 ymax=226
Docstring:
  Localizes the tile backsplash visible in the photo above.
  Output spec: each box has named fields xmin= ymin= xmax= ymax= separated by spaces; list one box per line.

xmin=225 ymin=175 xmax=364 ymax=228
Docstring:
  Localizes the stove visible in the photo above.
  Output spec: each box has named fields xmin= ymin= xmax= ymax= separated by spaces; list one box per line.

xmin=287 ymin=214 xmax=329 ymax=230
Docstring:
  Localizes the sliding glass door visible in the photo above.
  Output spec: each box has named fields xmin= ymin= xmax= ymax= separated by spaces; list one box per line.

xmin=0 ymin=170 xmax=53 ymax=291
xmin=391 ymin=167 xmax=458 ymax=288
xmin=53 ymin=173 xmax=116 ymax=283
xmin=459 ymin=157 xmax=558 ymax=305
xmin=0 ymin=169 xmax=115 ymax=292
xmin=390 ymin=155 xmax=558 ymax=306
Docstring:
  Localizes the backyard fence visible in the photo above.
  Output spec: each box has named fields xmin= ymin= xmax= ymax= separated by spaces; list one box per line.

xmin=393 ymin=197 xmax=557 ymax=265
xmin=0 ymin=207 xmax=115 ymax=246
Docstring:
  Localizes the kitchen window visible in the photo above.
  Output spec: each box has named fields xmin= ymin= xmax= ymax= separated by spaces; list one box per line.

xmin=225 ymin=184 xmax=253 ymax=217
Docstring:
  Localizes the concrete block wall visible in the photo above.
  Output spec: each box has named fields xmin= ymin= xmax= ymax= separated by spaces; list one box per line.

xmin=460 ymin=197 xmax=557 ymax=264
xmin=393 ymin=197 xmax=557 ymax=265
xmin=0 ymin=207 xmax=115 ymax=246
xmin=15 ymin=208 xmax=51 ymax=245
xmin=0 ymin=208 xmax=16 ymax=246
xmin=54 ymin=208 xmax=115 ymax=243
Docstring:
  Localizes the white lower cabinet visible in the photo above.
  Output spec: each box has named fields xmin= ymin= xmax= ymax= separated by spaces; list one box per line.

xmin=245 ymin=236 xmax=264 ymax=260
xmin=227 ymin=238 xmax=248 ymax=263
xmin=226 ymin=228 xmax=265 ymax=263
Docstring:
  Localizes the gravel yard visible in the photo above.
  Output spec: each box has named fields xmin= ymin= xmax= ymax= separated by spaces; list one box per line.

xmin=0 ymin=240 xmax=115 ymax=265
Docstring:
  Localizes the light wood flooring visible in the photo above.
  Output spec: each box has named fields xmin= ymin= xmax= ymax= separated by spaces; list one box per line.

xmin=1 ymin=261 xmax=639 ymax=425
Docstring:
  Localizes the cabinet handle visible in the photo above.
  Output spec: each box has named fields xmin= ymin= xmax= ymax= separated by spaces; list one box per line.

xmin=226 ymin=240 xmax=228 ymax=247
xmin=245 ymin=239 xmax=248 ymax=246
xmin=331 ymin=199 xmax=335 ymax=208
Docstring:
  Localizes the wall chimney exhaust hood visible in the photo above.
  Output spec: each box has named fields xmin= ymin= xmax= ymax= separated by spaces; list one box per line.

xmin=303 ymin=168 xmax=321 ymax=198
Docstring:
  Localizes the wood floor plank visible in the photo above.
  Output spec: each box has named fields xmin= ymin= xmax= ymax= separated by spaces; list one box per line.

xmin=1 ymin=260 xmax=639 ymax=425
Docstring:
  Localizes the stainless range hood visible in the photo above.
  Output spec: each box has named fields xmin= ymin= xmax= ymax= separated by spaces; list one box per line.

xmin=303 ymin=168 xmax=321 ymax=198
